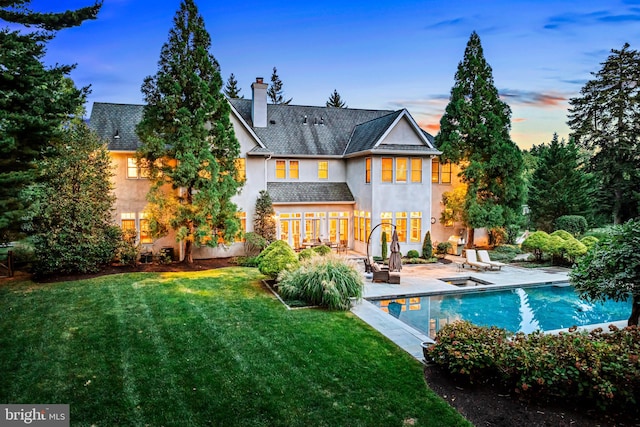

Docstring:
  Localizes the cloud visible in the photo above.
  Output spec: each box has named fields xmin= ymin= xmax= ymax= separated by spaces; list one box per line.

xmin=499 ymin=89 xmax=568 ymax=108
xmin=512 ymin=118 xmax=527 ymax=123
xmin=544 ymin=8 xmax=640 ymax=30
xmin=420 ymin=122 xmax=441 ymax=133
xmin=425 ymin=17 xmax=465 ymax=30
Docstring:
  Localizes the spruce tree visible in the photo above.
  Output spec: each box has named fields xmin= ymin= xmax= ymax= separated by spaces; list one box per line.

xmin=0 ymin=0 xmax=101 ymax=241
xmin=435 ymin=31 xmax=524 ymax=246
xmin=422 ymin=231 xmax=433 ymax=259
xmin=326 ymin=89 xmax=346 ymax=108
xmin=528 ymin=134 xmax=593 ymax=232
xmin=136 ymin=0 xmax=243 ymax=263
xmin=253 ymin=190 xmax=276 ymax=242
xmin=267 ymin=67 xmax=292 ymax=105
xmin=568 ymin=43 xmax=640 ymax=224
xmin=223 ymin=72 xmax=243 ymax=98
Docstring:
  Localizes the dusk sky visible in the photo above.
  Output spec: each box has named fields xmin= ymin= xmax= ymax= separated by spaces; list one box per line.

xmin=13 ymin=0 xmax=640 ymax=149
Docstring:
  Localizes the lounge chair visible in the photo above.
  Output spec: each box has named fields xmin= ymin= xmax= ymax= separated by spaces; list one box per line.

xmin=464 ymin=249 xmax=492 ymax=271
xmin=477 ymin=250 xmax=507 ymax=270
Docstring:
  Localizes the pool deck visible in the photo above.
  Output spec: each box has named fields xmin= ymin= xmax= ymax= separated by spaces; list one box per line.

xmin=350 ymin=257 xmax=572 ymax=361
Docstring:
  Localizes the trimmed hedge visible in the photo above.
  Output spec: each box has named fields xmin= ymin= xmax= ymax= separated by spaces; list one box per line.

xmin=428 ymin=321 xmax=640 ymax=413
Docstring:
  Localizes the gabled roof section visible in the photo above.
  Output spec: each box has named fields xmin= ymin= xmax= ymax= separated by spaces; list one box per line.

xmin=228 ymin=98 xmax=395 ymax=156
xmin=89 ymin=102 xmax=144 ymax=151
xmin=344 ymin=109 xmax=440 ymax=156
xmin=267 ymin=182 xmax=355 ymax=204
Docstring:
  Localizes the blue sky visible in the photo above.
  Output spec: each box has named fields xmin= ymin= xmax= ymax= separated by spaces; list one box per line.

xmin=13 ymin=0 xmax=640 ymax=149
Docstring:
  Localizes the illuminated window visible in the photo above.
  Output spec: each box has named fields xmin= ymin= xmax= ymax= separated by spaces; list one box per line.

xmin=127 ymin=158 xmax=139 ymax=178
xmin=318 ymin=161 xmax=328 ymax=179
xmin=395 ymin=212 xmax=407 ymax=242
xmin=380 ymin=212 xmax=392 ymax=241
xmin=365 ymin=212 xmax=371 ymax=244
xmin=235 ymin=158 xmax=246 ymax=181
xmin=139 ymin=213 xmax=152 ymax=244
xmin=381 ymin=158 xmax=393 ymax=182
xmin=121 ymin=212 xmax=136 ymax=241
xmin=411 ymin=158 xmax=422 ymax=183
xmin=396 ymin=158 xmax=407 ymax=182
xmin=359 ymin=216 xmax=365 ymax=243
xmin=275 ymin=160 xmax=286 ymax=179
xmin=289 ymin=160 xmax=299 ymax=179
xmin=431 ymin=158 xmax=439 ymax=183
xmin=354 ymin=211 xmax=360 ymax=241
xmin=410 ymin=212 xmax=422 ymax=242
xmin=441 ymin=161 xmax=452 ymax=184
xmin=365 ymin=158 xmax=371 ymax=183
xmin=237 ymin=211 xmax=246 ymax=241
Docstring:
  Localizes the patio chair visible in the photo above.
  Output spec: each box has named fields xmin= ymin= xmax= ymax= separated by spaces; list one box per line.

xmin=369 ymin=258 xmax=400 ymax=284
xmin=464 ymin=249 xmax=491 ymax=271
xmin=477 ymin=250 xmax=507 ymax=270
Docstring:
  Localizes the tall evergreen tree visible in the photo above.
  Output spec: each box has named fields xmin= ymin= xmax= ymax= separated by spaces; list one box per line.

xmin=0 ymin=0 xmax=102 ymax=241
xmin=568 ymin=43 xmax=640 ymax=224
xmin=136 ymin=0 xmax=243 ymax=263
xmin=326 ymin=89 xmax=346 ymax=108
xmin=223 ymin=72 xmax=243 ymax=98
xmin=435 ymin=31 xmax=524 ymax=246
xmin=267 ymin=67 xmax=292 ymax=104
xmin=253 ymin=190 xmax=276 ymax=242
xmin=528 ymin=134 xmax=593 ymax=232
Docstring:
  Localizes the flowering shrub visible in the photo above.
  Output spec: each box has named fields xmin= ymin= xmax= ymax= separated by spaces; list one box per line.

xmin=429 ymin=321 xmax=640 ymax=413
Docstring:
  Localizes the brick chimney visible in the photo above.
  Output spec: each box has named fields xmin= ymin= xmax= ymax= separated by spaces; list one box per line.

xmin=251 ymin=77 xmax=268 ymax=128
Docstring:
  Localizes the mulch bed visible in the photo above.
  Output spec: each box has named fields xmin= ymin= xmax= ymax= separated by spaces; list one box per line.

xmin=7 ymin=259 xmax=640 ymax=426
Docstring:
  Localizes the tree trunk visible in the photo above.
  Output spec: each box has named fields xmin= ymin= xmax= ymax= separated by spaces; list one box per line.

xmin=465 ymin=228 xmax=475 ymax=249
xmin=628 ymin=294 xmax=640 ymax=326
xmin=184 ymin=239 xmax=193 ymax=264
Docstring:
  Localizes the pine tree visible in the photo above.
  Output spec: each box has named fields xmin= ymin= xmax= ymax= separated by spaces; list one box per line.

xmin=435 ymin=31 xmax=524 ymax=246
xmin=223 ymin=72 xmax=243 ymax=98
xmin=253 ymin=190 xmax=276 ymax=242
xmin=326 ymin=89 xmax=346 ymax=108
xmin=136 ymin=0 xmax=243 ymax=263
xmin=568 ymin=43 xmax=640 ymax=224
xmin=528 ymin=134 xmax=593 ymax=232
xmin=0 ymin=0 xmax=102 ymax=241
xmin=267 ymin=67 xmax=292 ymax=104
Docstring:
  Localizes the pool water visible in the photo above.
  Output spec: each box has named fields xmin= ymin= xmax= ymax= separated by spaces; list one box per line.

xmin=369 ymin=284 xmax=630 ymax=338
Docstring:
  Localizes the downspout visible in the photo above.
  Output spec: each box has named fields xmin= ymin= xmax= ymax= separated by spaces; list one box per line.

xmin=264 ymin=154 xmax=271 ymax=191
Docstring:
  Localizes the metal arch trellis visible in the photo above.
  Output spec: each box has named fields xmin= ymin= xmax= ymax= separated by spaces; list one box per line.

xmin=366 ymin=222 xmax=396 ymax=264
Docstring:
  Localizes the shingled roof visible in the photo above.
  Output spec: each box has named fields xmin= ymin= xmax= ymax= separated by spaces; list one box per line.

xmin=90 ymin=102 xmax=144 ymax=151
xmin=228 ymin=98 xmax=438 ymax=157
xmin=89 ymin=100 xmax=438 ymax=156
xmin=267 ymin=182 xmax=355 ymax=204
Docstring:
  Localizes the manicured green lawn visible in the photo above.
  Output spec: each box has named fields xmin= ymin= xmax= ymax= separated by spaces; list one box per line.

xmin=0 ymin=268 xmax=470 ymax=426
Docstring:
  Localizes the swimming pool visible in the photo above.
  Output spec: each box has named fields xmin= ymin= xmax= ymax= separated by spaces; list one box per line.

xmin=369 ymin=284 xmax=630 ymax=338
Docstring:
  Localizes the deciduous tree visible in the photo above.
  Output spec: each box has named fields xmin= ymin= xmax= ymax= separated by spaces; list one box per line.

xmin=435 ymin=31 xmax=524 ymax=247
xmin=0 ymin=0 xmax=101 ymax=241
xmin=22 ymin=122 xmax=117 ymax=276
xmin=570 ymin=220 xmax=640 ymax=325
xmin=568 ymin=43 xmax=640 ymax=224
xmin=136 ymin=0 xmax=242 ymax=263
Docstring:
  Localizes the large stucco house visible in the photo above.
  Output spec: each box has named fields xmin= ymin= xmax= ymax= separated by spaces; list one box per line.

xmin=90 ymin=77 xmax=468 ymax=260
